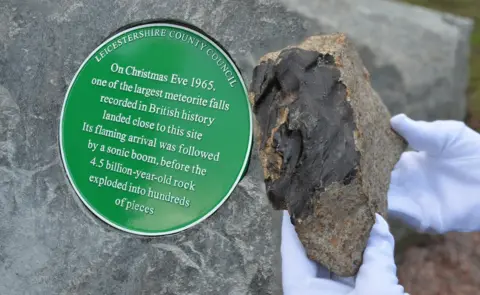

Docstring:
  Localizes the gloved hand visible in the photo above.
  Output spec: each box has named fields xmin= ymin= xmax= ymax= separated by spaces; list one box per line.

xmin=281 ymin=211 xmax=407 ymax=295
xmin=388 ymin=114 xmax=480 ymax=234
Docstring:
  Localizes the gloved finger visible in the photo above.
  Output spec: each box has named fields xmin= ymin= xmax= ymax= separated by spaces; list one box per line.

xmin=331 ymin=273 xmax=355 ymax=288
xmin=354 ymin=214 xmax=405 ymax=294
xmin=387 ymin=160 xmax=427 ymax=231
xmin=387 ymin=190 xmax=425 ymax=231
xmin=390 ymin=114 xmax=454 ymax=155
xmin=391 ymin=150 xmax=422 ymax=172
xmin=281 ymin=210 xmax=318 ymax=288
xmin=316 ymin=264 xmax=333 ymax=279
xmin=284 ymin=277 xmax=353 ymax=295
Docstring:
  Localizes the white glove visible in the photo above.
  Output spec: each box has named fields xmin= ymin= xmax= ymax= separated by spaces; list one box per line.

xmin=281 ymin=211 xmax=407 ymax=295
xmin=388 ymin=114 xmax=480 ymax=234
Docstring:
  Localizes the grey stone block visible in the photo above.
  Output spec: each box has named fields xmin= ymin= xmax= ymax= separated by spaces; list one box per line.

xmin=0 ymin=0 xmax=472 ymax=294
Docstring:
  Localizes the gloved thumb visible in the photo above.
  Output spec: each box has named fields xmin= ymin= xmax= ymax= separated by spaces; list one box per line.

xmin=390 ymin=113 xmax=462 ymax=156
xmin=352 ymin=214 xmax=405 ymax=295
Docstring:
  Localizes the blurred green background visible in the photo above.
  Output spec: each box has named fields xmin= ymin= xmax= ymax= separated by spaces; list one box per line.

xmin=402 ymin=0 xmax=480 ymax=129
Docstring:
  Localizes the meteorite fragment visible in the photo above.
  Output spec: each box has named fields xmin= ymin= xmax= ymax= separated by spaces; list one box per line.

xmin=249 ymin=33 xmax=406 ymax=276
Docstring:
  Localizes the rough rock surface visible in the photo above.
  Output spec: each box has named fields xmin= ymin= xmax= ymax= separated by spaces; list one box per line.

xmin=249 ymin=34 xmax=406 ymax=276
xmin=280 ymin=0 xmax=473 ymax=121
xmin=0 ymin=0 xmax=472 ymax=293
xmin=0 ymin=83 xmax=281 ymax=295
xmin=398 ymin=232 xmax=480 ymax=295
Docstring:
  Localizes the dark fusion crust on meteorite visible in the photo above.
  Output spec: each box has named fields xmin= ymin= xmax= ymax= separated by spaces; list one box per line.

xmin=249 ymin=34 xmax=406 ymax=277
xmin=250 ymin=48 xmax=360 ymax=223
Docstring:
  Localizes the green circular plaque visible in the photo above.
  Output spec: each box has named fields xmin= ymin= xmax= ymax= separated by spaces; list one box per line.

xmin=60 ymin=21 xmax=252 ymax=235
